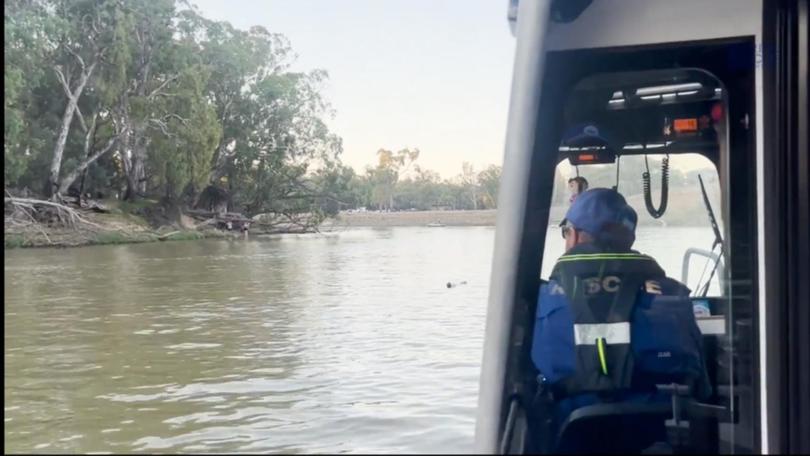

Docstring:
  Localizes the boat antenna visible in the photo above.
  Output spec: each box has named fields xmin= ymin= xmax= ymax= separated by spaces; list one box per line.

xmin=695 ymin=174 xmax=725 ymax=297
xmin=642 ymin=153 xmax=669 ymax=218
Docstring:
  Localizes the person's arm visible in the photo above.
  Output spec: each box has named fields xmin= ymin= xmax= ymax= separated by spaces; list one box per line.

xmin=531 ymin=281 xmax=576 ymax=384
xmin=530 ymin=282 xmax=549 ymax=373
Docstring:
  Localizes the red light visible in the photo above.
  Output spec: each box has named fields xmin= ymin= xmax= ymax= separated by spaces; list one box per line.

xmin=578 ymin=154 xmax=596 ymax=162
xmin=711 ymin=103 xmax=724 ymax=122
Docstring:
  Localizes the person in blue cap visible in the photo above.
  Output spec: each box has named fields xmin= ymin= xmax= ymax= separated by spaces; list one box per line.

xmin=530 ymin=188 xmax=710 ymax=453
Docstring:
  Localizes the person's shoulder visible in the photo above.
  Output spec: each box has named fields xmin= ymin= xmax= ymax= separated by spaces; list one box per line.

xmin=540 ymin=278 xmax=566 ymax=293
xmin=629 ymin=250 xmax=691 ymax=297
xmin=650 ymin=276 xmax=691 ymax=297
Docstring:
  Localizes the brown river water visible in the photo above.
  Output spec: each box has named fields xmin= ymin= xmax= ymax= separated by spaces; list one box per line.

xmin=4 ymin=226 xmax=714 ymax=453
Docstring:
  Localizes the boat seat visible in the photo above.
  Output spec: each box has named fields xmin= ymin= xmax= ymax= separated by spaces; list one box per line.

xmin=554 ymin=401 xmax=673 ymax=454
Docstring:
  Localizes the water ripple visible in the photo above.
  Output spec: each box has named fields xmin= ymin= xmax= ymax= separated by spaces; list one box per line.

xmin=4 ymin=227 xmax=497 ymax=453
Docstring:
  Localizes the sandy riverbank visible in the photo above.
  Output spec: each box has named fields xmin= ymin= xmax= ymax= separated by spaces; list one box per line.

xmin=321 ymin=209 xmax=499 ymax=228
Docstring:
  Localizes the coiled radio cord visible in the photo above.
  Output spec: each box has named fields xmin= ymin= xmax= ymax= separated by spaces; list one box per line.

xmin=642 ymin=154 xmax=669 ymax=218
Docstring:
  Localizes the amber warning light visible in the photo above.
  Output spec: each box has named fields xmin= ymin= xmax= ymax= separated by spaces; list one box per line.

xmin=673 ymin=118 xmax=698 ymax=133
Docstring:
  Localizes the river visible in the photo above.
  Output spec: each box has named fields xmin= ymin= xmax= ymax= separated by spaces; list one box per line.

xmin=4 ymin=226 xmax=716 ymax=453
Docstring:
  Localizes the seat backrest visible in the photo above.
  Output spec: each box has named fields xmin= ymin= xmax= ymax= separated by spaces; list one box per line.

xmin=555 ymin=401 xmax=672 ymax=454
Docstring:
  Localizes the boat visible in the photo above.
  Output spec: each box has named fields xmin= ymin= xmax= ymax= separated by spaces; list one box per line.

xmin=427 ymin=222 xmax=445 ymax=227
xmin=476 ymin=1 xmax=809 ymax=454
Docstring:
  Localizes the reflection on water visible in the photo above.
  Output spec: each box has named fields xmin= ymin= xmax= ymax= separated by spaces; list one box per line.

xmin=5 ymin=228 xmax=493 ymax=454
xmin=4 ymin=226 xmax=717 ymax=453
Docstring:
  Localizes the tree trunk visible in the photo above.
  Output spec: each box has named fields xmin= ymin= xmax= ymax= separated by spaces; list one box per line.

xmin=209 ymin=141 xmax=231 ymax=184
xmin=124 ymin=130 xmax=147 ymax=200
xmin=47 ymin=63 xmax=96 ymax=200
xmin=58 ymin=135 xmax=118 ymax=196
xmin=48 ymin=97 xmax=80 ymax=198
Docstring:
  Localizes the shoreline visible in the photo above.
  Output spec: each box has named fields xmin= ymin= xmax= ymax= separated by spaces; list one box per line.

xmin=4 ymin=201 xmax=252 ymax=250
xmin=4 ymin=222 xmax=237 ymax=250
xmin=4 ymin=209 xmax=500 ymax=249
xmin=6 ymin=205 xmax=712 ymax=249
xmin=321 ymin=209 xmax=499 ymax=228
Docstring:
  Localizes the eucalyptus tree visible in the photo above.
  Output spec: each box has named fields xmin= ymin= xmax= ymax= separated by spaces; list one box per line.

xmin=4 ymin=0 xmax=53 ymax=186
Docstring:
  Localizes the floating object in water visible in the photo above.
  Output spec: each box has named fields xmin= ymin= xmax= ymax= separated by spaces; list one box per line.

xmin=446 ymin=281 xmax=469 ymax=288
xmin=427 ymin=222 xmax=445 ymax=227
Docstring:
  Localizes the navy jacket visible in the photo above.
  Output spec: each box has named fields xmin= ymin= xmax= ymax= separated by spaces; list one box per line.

xmin=531 ymin=245 xmax=711 ymax=417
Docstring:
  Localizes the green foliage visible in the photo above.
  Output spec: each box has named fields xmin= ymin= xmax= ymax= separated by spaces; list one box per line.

xmin=343 ymin=156 xmax=503 ymax=212
xmin=477 ymin=165 xmax=502 ymax=208
xmin=4 ymin=234 xmax=27 ymax=249
xmin=4 ymin=0 xmax=54 ymax=185
xmin=4 ymin=0 xmax=344 ymax=222
xmin=4 ymin=0 xmax=504 ymax=223
xmin=162 ymin=231 xmax=204 ymax=241
xmin=364 ymin=148 xmax=420 ymax=210
xmin=94 ymin=231 xmax=138 ymax=245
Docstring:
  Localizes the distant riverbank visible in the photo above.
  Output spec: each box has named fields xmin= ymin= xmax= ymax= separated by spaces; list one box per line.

xmin=321 ymin=209 xmax=498 ymax=228
xmin=6 ymin=189 xmax=713 ymax=249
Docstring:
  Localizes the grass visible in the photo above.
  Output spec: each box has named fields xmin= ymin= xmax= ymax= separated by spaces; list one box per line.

xmin=93 ymin=231 xmax=151 ymax=245
xmin=161 ymin=231 xmax=204 ymax=241
xmin=4 ymin=234 xmax=27 ymax=249
xmin=115 ymin=198 xmax=160 ymax=214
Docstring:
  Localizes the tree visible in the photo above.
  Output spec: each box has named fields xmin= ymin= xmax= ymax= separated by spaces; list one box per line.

xmin=3 ymin=0 xmax=345 ymax=227
xmin=368 ymin=148 xmax=419 ymax=210
xmin=4 ymin=0 xmax=56 ymax=187
xmin=477 ymin=165 xmax=501 ymax=209
xmin=46 ymin=0 xmax=123 ymax=199
xmin=109 ymin=0 xmax=186 ymax=200
xmin=459 ymin=162 xmax=478 ymax=210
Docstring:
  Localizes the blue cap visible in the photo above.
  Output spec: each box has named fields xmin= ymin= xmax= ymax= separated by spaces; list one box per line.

xmin=560 ymin=122 xmax=616 ymax=150
xmin=562 ymin=188 xmax=637 ymax=247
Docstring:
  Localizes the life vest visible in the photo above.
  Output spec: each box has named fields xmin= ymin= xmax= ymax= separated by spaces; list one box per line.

xmin=551 ymin=248 xmax=661 ymax=395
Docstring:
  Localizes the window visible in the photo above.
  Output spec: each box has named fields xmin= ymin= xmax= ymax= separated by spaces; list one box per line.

xmin=540 ymin=153 xmax=723 ymax=297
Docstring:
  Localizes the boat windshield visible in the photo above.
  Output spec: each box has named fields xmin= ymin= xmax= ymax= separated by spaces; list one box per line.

xmin=541 ymin=153 xmax=723 ymax=296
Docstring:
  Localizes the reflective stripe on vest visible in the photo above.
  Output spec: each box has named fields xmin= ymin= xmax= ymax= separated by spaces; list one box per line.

xmin=549 ymin=245 xmax=668 ymax=395
xmin=556 ymin=253 xmax=654 ymax=263
xmin=574 ymin=322 xmax=631 ymax=345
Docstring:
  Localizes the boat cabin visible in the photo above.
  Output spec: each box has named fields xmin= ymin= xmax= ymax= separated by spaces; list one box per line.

xmin=476 ymin=1 xmax=809 ymax=454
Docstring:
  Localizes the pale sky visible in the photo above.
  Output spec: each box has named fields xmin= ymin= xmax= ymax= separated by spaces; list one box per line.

xmin=190 ymin=0 xmax=516 ymax=179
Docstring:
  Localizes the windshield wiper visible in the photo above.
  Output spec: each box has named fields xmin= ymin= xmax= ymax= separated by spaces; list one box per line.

xmin=697 ymin=174 xmax=724 ymax=297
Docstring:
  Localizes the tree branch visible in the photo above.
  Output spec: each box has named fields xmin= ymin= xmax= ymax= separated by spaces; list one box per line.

xmin=147 ymin=74 xmax=180 ymax=99
xmin=54 ymin=66 xmax=73 ymax=97
xmin=147 ymin=119 xmax=175 ymax=137
xmin=65 ymin=45 xmax=86 ymax=70
xmin=74 ymin=105 xmax=89 ymax=133
xmin=163 ymin=113 xmax=189 ymax=125
xmin=4 ymin=197 xmax=103 ymax=230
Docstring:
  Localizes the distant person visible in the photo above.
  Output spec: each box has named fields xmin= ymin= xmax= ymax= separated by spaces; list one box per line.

xmin=567 ymin=176 xmax=589 ymax=205
xmin=242 ymin=222 xmax=249 ymax=240
xmin=531 ymin=188 xmax=710 ymax=453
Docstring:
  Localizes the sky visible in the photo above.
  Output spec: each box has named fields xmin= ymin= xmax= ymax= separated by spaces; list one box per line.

xmin=190 ymin=0 xmax=516 ymax=179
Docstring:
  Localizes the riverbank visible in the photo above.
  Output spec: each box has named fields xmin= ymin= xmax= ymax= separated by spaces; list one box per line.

xmin=4 ymin=206 xmax=500 ymax=249
xmin=5 ymin=189 xmax=713 ymax=249
xmin=3 ymin=198 xmax=247 ymax=249
xmin=321 ymin=209 xmax=498 ymax=228
xmin=3 ymin=209 xmax=235 ymax=249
